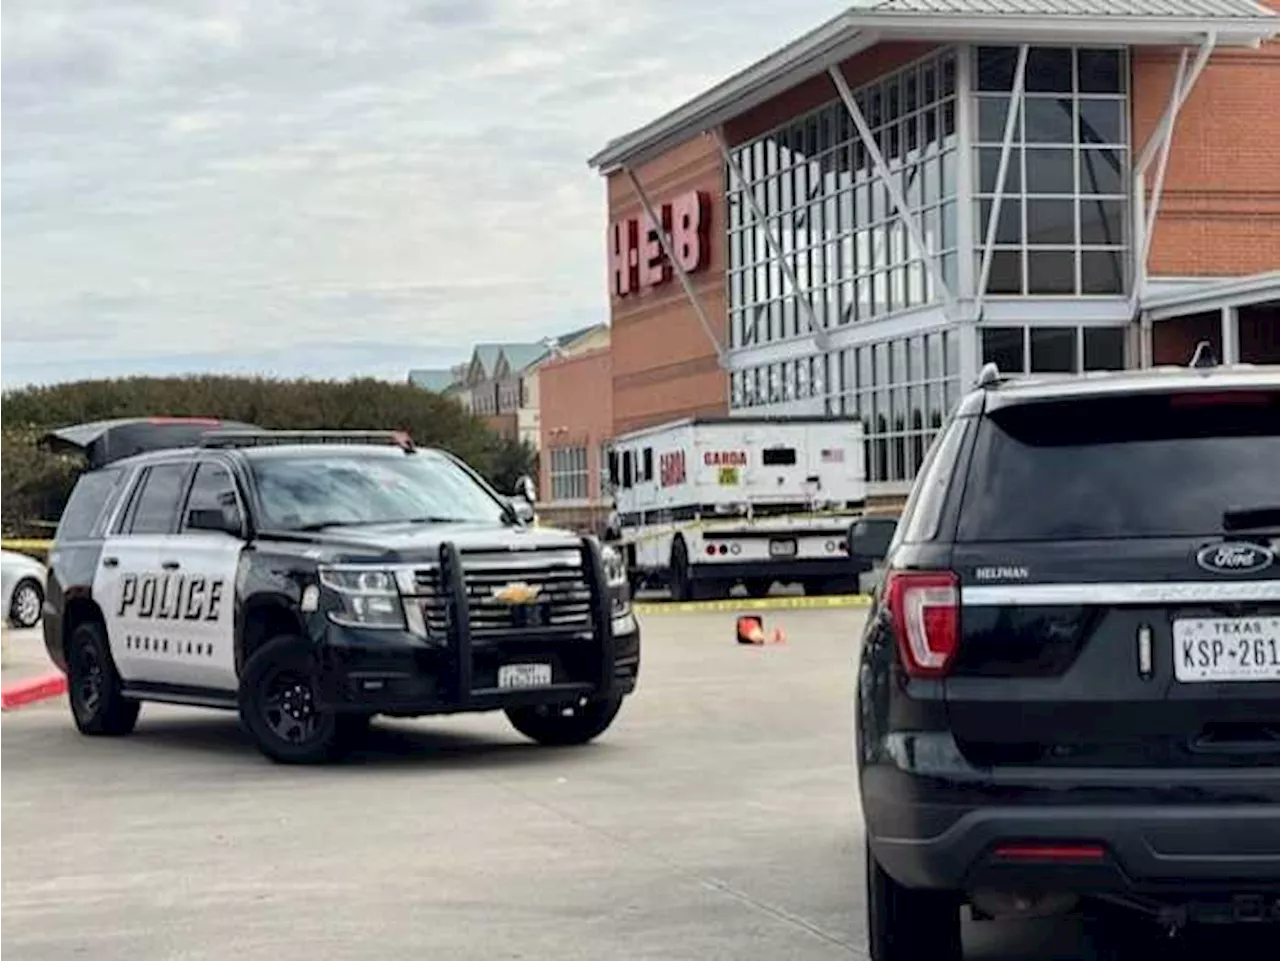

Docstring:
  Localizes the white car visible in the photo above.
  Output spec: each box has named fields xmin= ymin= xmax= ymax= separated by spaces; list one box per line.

xmin=2 ymin=549 xmax=48 ymax=629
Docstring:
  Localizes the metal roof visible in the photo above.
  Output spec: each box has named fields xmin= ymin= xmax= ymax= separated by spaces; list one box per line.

xmin=589 ymin=0 xmax=1278 ymax=172
xmin=861 ymin=0 xmax=1275 ymax=16
xmin=407 ymin=368 xmax=458 ymax=392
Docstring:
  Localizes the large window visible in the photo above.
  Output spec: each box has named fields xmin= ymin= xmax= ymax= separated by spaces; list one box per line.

xmin=727 ymin=49 xmax=960 ymax=350
xmin=549 ymin=446 xmax=589 ymax=502
xmin=972 ymin=46 xmax=1129 ymax=296
xmin=981 ymin=325 xmax=1127 ymax=374
xmin=734 ymin=329 xmax=961 ymax=484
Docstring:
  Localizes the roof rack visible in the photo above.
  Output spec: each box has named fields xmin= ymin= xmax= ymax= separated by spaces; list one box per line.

xmin=198 ymin=429 xmax=416 ymax=452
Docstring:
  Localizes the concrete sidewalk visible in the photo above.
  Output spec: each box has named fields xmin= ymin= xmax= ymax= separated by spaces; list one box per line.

xmin=1 ymin=626 xmax=65 ymax=710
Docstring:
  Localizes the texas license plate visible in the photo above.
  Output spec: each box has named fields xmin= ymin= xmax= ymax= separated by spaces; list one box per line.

xmin=769 ymin=538 xmax=798 ymax=558
xmin=1173 ymin=617 xmax=1280 ymax=683
xmin=497 ymin=663 xmax=553 ymax=689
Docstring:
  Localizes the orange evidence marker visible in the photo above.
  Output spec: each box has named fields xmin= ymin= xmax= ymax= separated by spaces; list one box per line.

xmin=736 ymin=615 xmax=766 ymax=645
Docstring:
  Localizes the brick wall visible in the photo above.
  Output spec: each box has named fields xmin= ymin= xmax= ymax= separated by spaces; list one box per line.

xmin=607 ymin=136 xmax=728 ymax=436
xmin=724 ymin=42 xmax=939 ymax=145
xmin=539 ymin=345 xmax=614 ymax=502
xmin=1135 ymin=30 xmax=1280 ymax=278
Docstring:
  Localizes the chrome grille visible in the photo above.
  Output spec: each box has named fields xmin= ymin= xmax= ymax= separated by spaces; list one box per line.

xmin=461 ymin=549 xmax=592 ymax=636
xmin=399 ymin=549 xmax=594 ymax=639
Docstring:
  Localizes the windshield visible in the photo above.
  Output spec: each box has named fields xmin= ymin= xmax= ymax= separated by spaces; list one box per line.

xmin=957 ymin=388 xmax=1280 ymax=542
xmin=250 ymin=450 xmax=509 ymax=530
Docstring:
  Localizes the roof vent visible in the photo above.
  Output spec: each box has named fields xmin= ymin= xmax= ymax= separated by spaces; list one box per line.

xmin=1189 ymin=340 xmax=1218 ymax=370
xmin=977 ymin=362 xmax=1002 ymax=388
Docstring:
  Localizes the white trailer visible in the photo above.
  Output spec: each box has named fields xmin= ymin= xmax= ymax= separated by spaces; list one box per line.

xmin=605 ymin=416 xmax=867 ymax=600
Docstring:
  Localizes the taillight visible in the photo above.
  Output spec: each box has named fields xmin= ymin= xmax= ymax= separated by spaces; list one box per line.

xmin=885 ymin=570 xmax=960 ymax=678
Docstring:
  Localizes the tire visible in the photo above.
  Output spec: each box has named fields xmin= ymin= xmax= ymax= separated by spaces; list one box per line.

xmin=9 ymin=578 xmax=44 ymax=628
xmin=669 ymin=539 xmax=726 ymax=602
xmin=744 ymin=578 xmax=772 ymax=598
xmin=238 ymin=635 xmax=345 ymax=765
xmin=669 ymin=538 xmax=694 ymax=602
xmin=66 ymin=620 xmax=140 ymax=736
xmin=506 ymin=695 xmax=623 ymax=746
xmin=866 ymin=843 xmax=962 ymax=961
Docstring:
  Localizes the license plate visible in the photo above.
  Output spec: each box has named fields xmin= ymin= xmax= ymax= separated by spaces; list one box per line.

xmin=1173 ymin=617 xmax=1280 ymax=683
xmin=769 ymin=538 xmax=798 ymax=558
xmin=497 ymin=663 xmax=553 ymax=690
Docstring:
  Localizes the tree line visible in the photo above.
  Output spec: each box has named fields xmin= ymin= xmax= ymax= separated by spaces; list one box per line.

xmin=1 ymin=375 xmax=537 ymax=537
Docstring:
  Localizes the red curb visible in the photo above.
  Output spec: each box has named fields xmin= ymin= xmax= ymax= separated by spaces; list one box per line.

xmin=1 ymin=672 xmax=68 ymax=711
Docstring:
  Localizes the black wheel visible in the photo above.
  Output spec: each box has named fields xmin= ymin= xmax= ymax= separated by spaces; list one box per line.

xmin=669 ymin=539 xmax=726 ymax=601
xmin=866 ymin=843 xmax=962 ymax=961
xmin=66 ymin=621 xmax=140 ymax=736
xmin=9 ymin=578 xmax=44 ymax=628
xmin=506 ymin=695 xmax=623 ymax=746
xmin=669 ymin=538 xmax=694 ymax=601
xmin=744 ymin=578 xmax=772 ymax=598
xmin=238 ymin=635 xmax=344 ymax=765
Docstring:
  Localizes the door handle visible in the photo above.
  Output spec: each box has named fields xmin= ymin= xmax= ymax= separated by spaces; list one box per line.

xmin=102 ymin=557 xmax=119 ymax=568
xmin=161 ymin=560 xmax=181 ymax=571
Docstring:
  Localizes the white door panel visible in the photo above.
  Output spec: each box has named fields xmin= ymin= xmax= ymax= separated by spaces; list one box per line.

xmin=167 ymin=532 xmax=242 ymax=690
xmin=94 ymin=535 xmax=170 ymax=683
xmin=95 ymin=533 xmax=241 ymax=690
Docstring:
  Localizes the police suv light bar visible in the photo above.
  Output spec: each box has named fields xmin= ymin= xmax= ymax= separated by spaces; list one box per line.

xmin=199 ymin=429 xmax=416 ymax=451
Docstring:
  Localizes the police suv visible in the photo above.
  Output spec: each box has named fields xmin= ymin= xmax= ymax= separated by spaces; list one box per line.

xmin=42 ymin=423 xmax=639 ymax=764
xmin=858 ymin=350 xmax=1280 ymax=958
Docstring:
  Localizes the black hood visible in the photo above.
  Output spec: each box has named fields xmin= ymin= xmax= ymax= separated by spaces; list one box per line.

xmin=260 ymin=520 xmax=586 ymax=563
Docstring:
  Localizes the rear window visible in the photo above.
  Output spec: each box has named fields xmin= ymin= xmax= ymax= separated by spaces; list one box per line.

xmin=957 ymin=388 xmax=1280 ymax=541
xmin=56 ymin=468 xmax=126 ymax=541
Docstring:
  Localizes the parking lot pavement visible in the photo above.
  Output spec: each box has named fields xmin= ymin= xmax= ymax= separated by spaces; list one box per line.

xmin=1 ymin=626 xmax=67 ymax=711
xmin=2 ymin=608 xmax=1271 ymax=961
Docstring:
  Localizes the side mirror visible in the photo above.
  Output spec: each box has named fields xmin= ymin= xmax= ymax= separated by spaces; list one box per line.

xmin=515 ymin=474 xmax=537 ymax=503
xmin=188 ymin=507 xmax=241 ymax=536
xmin=508 ymin=497 xmax=536 ymax=525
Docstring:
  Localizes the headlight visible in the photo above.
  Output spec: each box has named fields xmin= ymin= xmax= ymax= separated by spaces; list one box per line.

xmin=601 ymin=545 xmax=627 ymax=589
xmin=601 ymin=545 xmax=632 ymax=619
xmin=318 ymin=566 xmax=404 ymax=629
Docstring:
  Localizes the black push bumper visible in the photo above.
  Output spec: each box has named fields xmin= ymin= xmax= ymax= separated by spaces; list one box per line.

xmin=314 ymin=537 xmax=639 ymax=716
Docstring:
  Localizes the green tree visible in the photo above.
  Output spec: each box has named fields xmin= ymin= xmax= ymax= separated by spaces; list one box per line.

xmin=483 ymin=436 xmax=539 ymax=496
xmin=0 ymin=375 xmax=519 ymax=534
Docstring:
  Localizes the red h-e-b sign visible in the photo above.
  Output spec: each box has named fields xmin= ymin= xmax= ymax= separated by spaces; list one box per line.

xmin=609 ymin=190 xmax=710 ymax=298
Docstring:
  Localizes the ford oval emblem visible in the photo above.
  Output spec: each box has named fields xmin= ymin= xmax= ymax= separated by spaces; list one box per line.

xmin=1195 ymin=542 xmax=1276 ymax=575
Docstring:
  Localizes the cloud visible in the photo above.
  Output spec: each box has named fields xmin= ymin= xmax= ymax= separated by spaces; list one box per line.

xmin=2 ymin=0 xmax=841 ymax=387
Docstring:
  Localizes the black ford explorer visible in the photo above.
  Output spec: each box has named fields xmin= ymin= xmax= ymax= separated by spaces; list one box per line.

xmin=41 ymin=424 xmax=639 ymax=764
xmin=857 ymin=353 xmax=1280 ymax=958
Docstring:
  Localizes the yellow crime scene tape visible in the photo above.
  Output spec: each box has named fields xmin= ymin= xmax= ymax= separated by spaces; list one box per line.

xmin=634 ymin=593 xmax=872 ymax=615
xmin=2 ymin=539 xmax=52 ymax=557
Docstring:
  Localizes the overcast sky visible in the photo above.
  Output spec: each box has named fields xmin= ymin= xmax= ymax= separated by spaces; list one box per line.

xmin=2 ymin=0 xmax=843 ymax=387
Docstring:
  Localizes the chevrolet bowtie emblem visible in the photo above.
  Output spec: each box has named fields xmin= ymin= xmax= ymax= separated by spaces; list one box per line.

xmin=492 ymin=581 xmax=541 ymax=605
